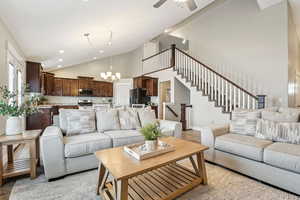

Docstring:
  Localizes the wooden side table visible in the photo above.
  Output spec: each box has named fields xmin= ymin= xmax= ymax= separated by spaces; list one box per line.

xmin=0 ymin=130 xmax=42 ymax=186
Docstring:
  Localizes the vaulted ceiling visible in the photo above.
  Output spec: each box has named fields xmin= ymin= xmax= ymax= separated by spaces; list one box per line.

xmin=0 ymin=0 xmax=215 ymax=69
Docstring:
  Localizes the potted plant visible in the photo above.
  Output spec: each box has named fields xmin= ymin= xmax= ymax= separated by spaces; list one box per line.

xmin=38 ymin=95 xmax=48 ymax=105
xmin=140 ymin=122 xmax=162 ymax=151
xmin=0 ymin=86 xmax=39 ymax=135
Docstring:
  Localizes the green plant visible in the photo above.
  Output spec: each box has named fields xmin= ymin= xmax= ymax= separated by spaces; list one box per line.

xmin=37 ymin=95 xmax=48 ymax=104
xmin=0 ymin=85 xmax=39 ymax=117
xmin=140 ymin=122 xmax=162 ymax=140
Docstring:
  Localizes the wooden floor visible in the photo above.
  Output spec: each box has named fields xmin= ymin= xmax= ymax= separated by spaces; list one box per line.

xmin=0 ymin=130 xmax=201 ymax=200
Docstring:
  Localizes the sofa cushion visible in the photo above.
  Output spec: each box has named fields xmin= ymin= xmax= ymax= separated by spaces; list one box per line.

xmin=103 ymin=130 xmax=144 ymax=147
xmin=64 ymin=133 xmax=112 ymax=158
xmin=262 ymin=111 xmax=298 ymax=122
xmin=230 ymin=110 xmax=261 ymax=136
xmin=66 ymin=110 xmax=96 ymax=136
xmin=96 ymin=109 xmax=120 ymax=132
xmin=119 ymin=109 xmax=141 ymax=130
xmin=215 ymin=133 xmax=273 ymax=161
xmin=138 ymin=110 xmax=156 ymax=127
xmin=264 ymin=142 xmax=300 ymax=174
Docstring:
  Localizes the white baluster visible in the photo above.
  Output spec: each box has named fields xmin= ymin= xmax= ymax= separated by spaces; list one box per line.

xmin=238 ymin=89 xmax=241 ymax=108
xmin=218 ymin=76 xmax=221 ymax=106
xmin=252 ymin=97 xmax=256 ymax=109
xmin=233 ymin=87 xmax=236 ymax=111
xmin=205 ymin=68 xmax=208 ymax=95
xmin=243 ymin=92 xmax=246 ymax=109
xmin=225 ymin=81 xmax=228 ymax=112
xmin=229 ymin=84 xmax=232 ymax=112
xmin=221 ymin=79 xmax=224 ymax=107
xmin=214 ymin=73 xmax=217 ymax=101
xmin=247 ymin=95 xmax=250 ymax=109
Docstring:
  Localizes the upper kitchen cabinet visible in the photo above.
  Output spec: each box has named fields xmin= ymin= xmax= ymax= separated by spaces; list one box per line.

xmin=92 ymin=81 xmax=113 ymax=97
xmin=42 ymin=72 xmax=54 ymax=95
xmin=133 ymin=76 xmax=158 ymax=96
xmin=62 ymin=78 xmax=78 ymax=96
xmin=78 ymin=76 xmax=94 ymax=90
xmin=26 ymin=61 xmax=42 ymax=93
xmin=53 ymin=78 xmax=63 ymax=96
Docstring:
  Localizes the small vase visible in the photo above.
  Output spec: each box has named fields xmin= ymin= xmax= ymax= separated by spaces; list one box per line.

xmin=6 ymin=117 xmax=23 ymax=135
xmin=145 ymin=140 xmax=157 ymax=152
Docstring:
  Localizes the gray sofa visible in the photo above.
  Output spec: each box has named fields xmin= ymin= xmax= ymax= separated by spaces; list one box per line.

xmin=40 ymin=108 xmax=182 ymax=180
xmin=201 ymin=124 xmax=300 ymax=195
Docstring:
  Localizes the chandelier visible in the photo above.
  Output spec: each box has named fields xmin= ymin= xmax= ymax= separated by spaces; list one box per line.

xmin=100 ymin=31 xmax=121 ymax=81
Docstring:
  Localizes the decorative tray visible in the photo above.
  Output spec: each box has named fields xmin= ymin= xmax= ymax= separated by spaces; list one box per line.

xmin=124 ymin=141 xmax=175 ymax=160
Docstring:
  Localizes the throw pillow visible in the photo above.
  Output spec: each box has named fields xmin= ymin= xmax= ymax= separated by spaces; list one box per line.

xmin=278 ymin=107 xmax=300 ymax=121
xmin=96 ymin=109 xmax=120 ymax=132
xmin=59 ymin=109 xmax=78 ymax=133
xmin=230 ymin=110 xmax=261 ymax=136
xmin=138 ymin=109 xmax=157 ymax=127
xmin=275 ymin=122 xmax=300 ymax=144
xmin=262 ymin=111 xmax=299 ymax=122
xmin=255 ymin=119 xmax=277 ymax=140
xmin=66 ymin=110 xmax=96 ymax=136
xmin=119 ymin=109 xmax=141 ymax=130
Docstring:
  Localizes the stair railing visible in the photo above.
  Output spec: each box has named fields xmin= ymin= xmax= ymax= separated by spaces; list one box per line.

xmin=142 ymin=44 xmax=258 ymax=113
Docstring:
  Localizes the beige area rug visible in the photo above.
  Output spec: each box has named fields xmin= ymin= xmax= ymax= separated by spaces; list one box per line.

xmin=9 ymin=160 xmax=300 ymax=200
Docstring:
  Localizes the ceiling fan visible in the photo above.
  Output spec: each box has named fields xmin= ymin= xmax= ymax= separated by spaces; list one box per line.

xmin=153 ymin=0 xmax=198 ymax=11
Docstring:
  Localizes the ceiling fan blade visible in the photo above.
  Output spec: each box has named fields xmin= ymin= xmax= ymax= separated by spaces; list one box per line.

xmin=186 ymin=0 xmax=198 ymax=11
xmin=153 ymin=0 xmax=168 ymax=8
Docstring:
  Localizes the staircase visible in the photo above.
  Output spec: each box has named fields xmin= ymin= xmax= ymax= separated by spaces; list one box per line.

xmin=142 ymin=44 xmax=258 ymax=115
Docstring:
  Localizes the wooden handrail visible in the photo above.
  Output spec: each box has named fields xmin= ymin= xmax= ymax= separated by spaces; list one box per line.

xmin=142 ymin=48 xmax=171 ymax=62
xmin=166 ymin=105 xmax=178 ymax=118
xmin=175 ymin=48 xmax=258 ymax=100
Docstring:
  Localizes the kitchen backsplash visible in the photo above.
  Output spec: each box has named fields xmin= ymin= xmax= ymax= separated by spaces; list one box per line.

xmin=45 ymin=96 xmax=113 ymax=105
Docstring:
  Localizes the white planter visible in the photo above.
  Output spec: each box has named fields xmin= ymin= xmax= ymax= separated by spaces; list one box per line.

xmin=6 ymin=117 xmax=23 ymax=135
xmin=145 ymin=140 xmax=157 ymax=152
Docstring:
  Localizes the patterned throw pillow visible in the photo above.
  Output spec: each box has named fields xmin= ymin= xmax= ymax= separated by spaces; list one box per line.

xmin=119 ymin=109 xmax=141 ymax=130
xmin=66 ymin=110 xmax=96 ymax=136
xmin=255 ymin=119 xmax=300 ymax=144
xmin=230 ymin=110 xmax=261 ymax=136
xmin=276 ymin=123 xmax=300 ymax=144
xmin=96 ymin=109 xmax=120 ymax=132
xmin=255 ymin=119 xmax=276 ymax=140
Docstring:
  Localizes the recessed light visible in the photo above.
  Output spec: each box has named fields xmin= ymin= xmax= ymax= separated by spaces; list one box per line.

xmin=57 ymin=65 xmax=62 ymax=68
xmin=164 ymin=29 xmax=170 ymax=33
xmin=99 ymin=50 xmax=104 ymax=54
xmin=93 ymin=57 xmax=97 ymax=60
xmin=58 ymin=58 xmax=63 ymax=62
xmin=82 ymin=0 xmax=88 ymax=2
xmin=59 ymin=50 xmax=64 ymax=54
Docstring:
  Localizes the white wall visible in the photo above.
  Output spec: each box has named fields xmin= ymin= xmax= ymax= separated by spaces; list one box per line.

xmin=49 ymin=50 xmax=140 ymax=80
xmin=0 ymin=18 xmax=25 ymax=133
xmin=170 ymin=0 xmax=289 ymax=106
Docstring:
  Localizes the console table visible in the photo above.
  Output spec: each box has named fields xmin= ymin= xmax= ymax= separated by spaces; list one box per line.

xmin=0 ymin=130 xmax=42 ymax=186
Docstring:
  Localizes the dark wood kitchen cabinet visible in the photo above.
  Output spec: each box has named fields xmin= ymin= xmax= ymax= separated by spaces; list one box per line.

xmin=26 ymin=61 xmax=42 ymax=93
xmin=62 ymin=79 xmax=79 ymax=96
xmin=133 ymin=76 xmax=158 ymax=96
xmin=78 ymin=76 xmax=94 ymax=90
xmin=92 ymin=81 xmax=113 ymax=97
xmin=42 ymin=72 xmax=54 ymax=95
xmin=53 ymin=78 xmax=63 ymax=96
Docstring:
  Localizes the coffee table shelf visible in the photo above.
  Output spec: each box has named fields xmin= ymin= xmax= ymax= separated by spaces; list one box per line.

xmin=102 ymin=163 xmax=202 ymax=200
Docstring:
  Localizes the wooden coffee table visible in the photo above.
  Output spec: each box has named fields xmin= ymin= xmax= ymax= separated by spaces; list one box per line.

xmin=95 ymin=137 xmax=209 ymax=200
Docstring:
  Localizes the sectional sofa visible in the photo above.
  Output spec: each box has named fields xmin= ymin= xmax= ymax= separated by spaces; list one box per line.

xmin=40 ymin=108 xmax=182 ymax=180
xmin=201 ymin=108 xmax=300 ymax=195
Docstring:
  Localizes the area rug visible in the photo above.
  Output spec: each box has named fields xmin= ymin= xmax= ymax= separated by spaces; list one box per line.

xmin=9 ymin=160 xmax=300 ymax=200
